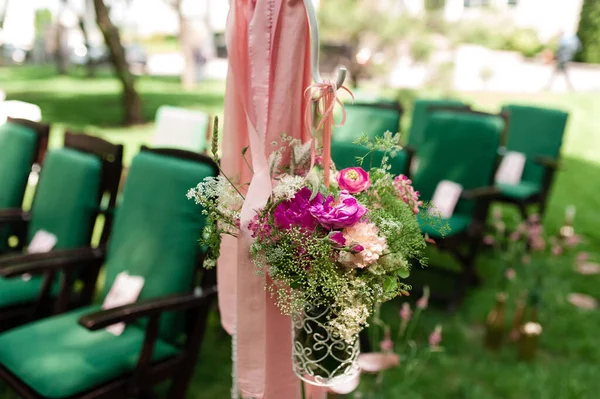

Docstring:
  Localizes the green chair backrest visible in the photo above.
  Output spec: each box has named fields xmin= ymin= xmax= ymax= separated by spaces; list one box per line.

xmin=413 ymin=112 xmax=501 ymax=216
xmin=101 ymin=151 xmax=217 ymax=341
xmin=331 ymin=141 xmax=409 ymax=176
xmin=332 ymin=101 xmax=402 ymax=143
xmin=407 ymin=99 xmax=467 ymax=149
xmin=502 ymin=104 xmax=568 ymax=185
xmin=0 ymin=123 xmax=39 ymax=251
xmin=27 ymin=148 xmax=102 ymax=249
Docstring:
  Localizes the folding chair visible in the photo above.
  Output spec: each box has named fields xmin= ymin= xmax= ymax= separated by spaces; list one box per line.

xmin=0 ymin=132 xmax=123 ymax=328
xmin=412 ymin=111 xmax=503 ymax=306
xmin=0 ymin=147 xmax=218 ymax=399
xmin=494 ymin=104 xmax=568 ymax=220
xmin=331 ymin=141 xmax=412 ymax=177
xmin=331 ymin=100 xmax=403 ymax=143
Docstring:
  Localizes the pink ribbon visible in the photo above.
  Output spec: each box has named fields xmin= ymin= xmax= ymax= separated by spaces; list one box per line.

xmin=303 ymin=81 xmax=353 ymax=187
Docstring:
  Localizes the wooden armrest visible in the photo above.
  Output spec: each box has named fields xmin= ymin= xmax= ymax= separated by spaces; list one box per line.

xmin=0 ymin=247 xmax=106 ymax=278
xmin=0 ymin=209 xmax=29 ymax=224
xmin=460 ymin=186 xmax=500 ymax=200
xmin=535 ymin=155 xmax=560 ymax=169
xmin=79 ymin=286 xmax=218 ymax=331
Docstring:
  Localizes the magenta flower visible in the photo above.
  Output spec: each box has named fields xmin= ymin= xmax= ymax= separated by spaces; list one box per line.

xmin=351 ymin=244 xmax=364 ymax=253
xmin=329 ymin=231 xmax=346 ymax=247
xmin=429 ymin=325 xmax=443 ymax=348
xmin=309 ymin=191 xmax=367 ymax=230
xmin=273 ymin=187 xmax=322 ymax=231
xmin=399 ymin=302 xmax=412 ymax=321
xmin=337 ymin=167 xmax=371 ymax=193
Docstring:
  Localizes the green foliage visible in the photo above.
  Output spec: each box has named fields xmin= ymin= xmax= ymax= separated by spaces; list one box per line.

xmin=576 ymin=0 xmax=600 ymax=63
xmin=451 ymin=22 xmax=543 ymax=58
xmin=411 ymin=36 xmax=435 ymax=65
xmin=504 ymin=28 xmax=543 ymax=58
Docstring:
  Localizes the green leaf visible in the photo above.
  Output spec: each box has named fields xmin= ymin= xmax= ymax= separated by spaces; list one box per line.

xmin=383 ymin=276 xmax=398 ymax=293
xmin=397 ymin=268 xmax=410 ymax=279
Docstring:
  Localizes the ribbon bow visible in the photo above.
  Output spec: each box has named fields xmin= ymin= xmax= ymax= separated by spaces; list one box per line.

xmin=304 ymin=80 xmax=354 ymax=188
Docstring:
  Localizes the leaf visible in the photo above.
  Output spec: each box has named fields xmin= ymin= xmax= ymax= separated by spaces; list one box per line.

xmin=397 ymin=268 xmax=410 ymax=279
xmin=383 ymin=276 xmax=398 ymax=293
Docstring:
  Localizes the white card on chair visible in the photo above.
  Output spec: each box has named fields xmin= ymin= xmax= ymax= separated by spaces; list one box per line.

xmin=27 ymin=230 xmax=58 ymax=254
xmin=102 ymin=272 xmax=145 ymax=336
xmin=429 ymin=180 xmax=463 ymax=219
xmin=495 ymin=151 xmax=526 ymax=185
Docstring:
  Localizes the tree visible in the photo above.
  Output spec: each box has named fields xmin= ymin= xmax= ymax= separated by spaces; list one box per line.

xmin=55 ymin=0 xmax=69 ymax=74
xmin=576 ymin=0 xmax=600 ymax=63
xmin=0 ymin=0 xmax=9 ymax=30
xmin=166 ymin=0 xmax=197 ymax=89
xmin=78 ymin=0 xmax=97 ymax=77
xmin=93 ymin=0 xmax=143 ymax=125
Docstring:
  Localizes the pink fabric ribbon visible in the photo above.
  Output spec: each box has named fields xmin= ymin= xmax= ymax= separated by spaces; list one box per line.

xmin=303 ymin=81 xmax=353 ymax=187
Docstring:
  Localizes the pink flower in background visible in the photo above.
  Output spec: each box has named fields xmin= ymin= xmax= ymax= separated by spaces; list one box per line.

xmin=399 ymin=302 xmax=412 ymax=321
xmin=310 ymin=191 xmax=367 ymax=230
xmin=565 ymin=234 xmax=582 ymax=248
xmin=429 ymin=325 xmax=443 ymax=348
xmin=505 ymin=268 xmax=516 ymax=280
xmin=380 ymin=331 xmax=394 ymax=353
xmin=393 ymin=174 xmax=422 ymax=214
xmin=483 ymin=235 xmax=496 ymax=246
xmin=494 ymin=221 xmax=506 ymax=233
xmin=424 ymin=234 xmax=436 ymax=244
xmin=521 ymin=255 xmax=531 ymax=265
xmin=337 ymin=167 xmax=371 ymax=194
xmin=416 ymin=286 xmax=430 ymax=310
xmin=528 ymin=214 xmax=541 ymax=224
xmin=577 ymin=252 xmax=590 ymax=263
xmin=509 ymin=231 xmax=521 ymax=242
xmin=492 ymin=208 xmax=502 ymax=220
xmin=551 ymin=245 xmax=563 ymax=257
xmin=338 ymin=222 xmax=387 ymax=268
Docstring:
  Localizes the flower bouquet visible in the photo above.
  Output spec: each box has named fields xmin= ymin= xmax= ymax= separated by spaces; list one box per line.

xmin=188 ymin=130 xmax=432 ymax=386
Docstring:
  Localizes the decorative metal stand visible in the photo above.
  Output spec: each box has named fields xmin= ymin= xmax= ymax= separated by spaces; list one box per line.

xmin=292 ymin=305 xmax=360 ymax=387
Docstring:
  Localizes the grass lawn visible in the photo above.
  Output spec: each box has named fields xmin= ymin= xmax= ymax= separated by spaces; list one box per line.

xmin=1 ymin=66 xmax=600 ymax=398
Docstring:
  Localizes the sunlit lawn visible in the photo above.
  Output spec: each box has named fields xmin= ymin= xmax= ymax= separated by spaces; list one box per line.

xmin=1 ymin=66 xmax=600 ymax=398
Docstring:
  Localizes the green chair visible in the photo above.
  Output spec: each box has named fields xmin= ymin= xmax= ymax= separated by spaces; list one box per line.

xmin=332 ymin=141 xmax=411 ymax=177
xmin=331 ymin=100 xmax=403 ymax=144
xmin=0 ymin=119 xmax=50 ymax=252
xmin=406 ymin=99 xmax=469 ymax=150
xmin=0 ymin=132 xmax=123 ymax=328
xmin=0 ymin=147 xmax=218 ymax=399
xmin=412 ymin=111 xmax=502 ymax=305
xmin=495 ymin=104 xmax=568 ymax=219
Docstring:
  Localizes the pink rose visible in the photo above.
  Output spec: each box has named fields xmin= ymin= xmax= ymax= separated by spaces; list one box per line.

xmin=337 ymin=167 xmax=371 ymax=194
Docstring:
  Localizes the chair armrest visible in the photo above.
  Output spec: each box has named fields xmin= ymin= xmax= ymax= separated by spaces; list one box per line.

xmin=0 ymin=247 xmax=106 ymax=278
xmin=460 ymin=186 xmax=500 ymax=201
xmin=79 ymin=286 xmax=218 ymax=331
xmin=535 ymin=155 xmax=560 ymax=170
xmin=0 ymin=209 xmax=29 ymax=224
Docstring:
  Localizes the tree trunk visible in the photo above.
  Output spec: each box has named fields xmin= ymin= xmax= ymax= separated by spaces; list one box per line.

xmin=55 ymin=0 xmax=68 ymax=75
xmin=0 ymin=0 xmax=9 ymax=30
xmin=78 ymin=15 xmax=96 ymax=77
xmin=173 ymin=0 xmax=196 ymax=90
xmin=93 ymin=0 xmax=144 ymax=125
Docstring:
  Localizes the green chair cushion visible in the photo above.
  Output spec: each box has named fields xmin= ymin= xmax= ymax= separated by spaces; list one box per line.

xmin=0 ymin=122 xmax=38 ymax=251
xmin=101 ymin=152 xmax=216 ymax=341
xmin=27 ymin=148 xmax=102 ymax=249
xmin=407 ymin=99 xmax=466 ymax=149
xmin=413 ymin=111 xmax=501 ymax=217
xmin=331 ymin=141 xmax=409 ymax=176
xmin=0 ymin=275 xmax=43 ymax=307
xmin=0 ymin=305 xmax=180 ymax=399
xmin=502 ymin=104 xmax=568 ymax=185
xmin=497 ymin=181 xmax=541 ymax=200
xmin=418 ymin=214 xmax=472 ymax=239
xmin=332 ymin=102 xmax=402 ymax=143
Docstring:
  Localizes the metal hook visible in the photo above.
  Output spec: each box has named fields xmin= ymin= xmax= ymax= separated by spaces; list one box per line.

xmin=303 ymin=0 xmax=347 ymax=88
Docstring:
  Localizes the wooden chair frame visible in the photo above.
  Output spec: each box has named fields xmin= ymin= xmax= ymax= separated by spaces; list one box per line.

xmin=0 ymin=132 xmax=123 ymax=328
xmin=0 ymin=147 xmax=219 ymax=399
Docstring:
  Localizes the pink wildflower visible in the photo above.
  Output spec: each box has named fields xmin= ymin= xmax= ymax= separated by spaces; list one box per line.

xmin=483 ymin=235 xmax=495 ymax=246
xmin=505 ymin=268 xmax=516 ymax=280
xmin=577 ymin=252 xmax=590 ymax=263
xmin=429 ymin=325 xmax=443 ymax=348
xmin=399 ymin=302 xmax=412 ymax=321
xmin=380 ymin=331 xmax=394 ymax=353
xmin=393 ymin=174 xmax=422 ymax=214
xmin=416 ymin=286 xmax=430 ymax=310
xmin=492 ymin=208 xmax=502 ymax=220
xmin=521 ymin=254 xmax=531 ymax=265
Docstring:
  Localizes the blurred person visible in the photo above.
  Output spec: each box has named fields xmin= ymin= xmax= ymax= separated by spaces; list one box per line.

xmin=546 ymin=31 xmax=581 ymax=91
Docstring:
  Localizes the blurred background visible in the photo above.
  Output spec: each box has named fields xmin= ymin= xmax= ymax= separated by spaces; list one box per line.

xmin=0 ymin=0 xmax=599 ymax=398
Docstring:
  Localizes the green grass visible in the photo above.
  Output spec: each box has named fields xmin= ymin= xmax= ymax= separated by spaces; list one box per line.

xmin=1 ymin=66 xmax=600 ymax=398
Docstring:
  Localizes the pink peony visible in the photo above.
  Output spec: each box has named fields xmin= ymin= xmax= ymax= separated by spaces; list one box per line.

xmin=429 ymin=325 xmax=443 ymax=348
xmin=338 ymin=222 xmax=387 ymax=268
xmin=399 ymin=302 xmax=412 ymax=321
xmin=337 ymin=167 xmax=371 ymax=193
xmin=329 ymin=231 xmax=346 ymax=247
xmin=309 ymin=191 xmax=368 ymax=230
